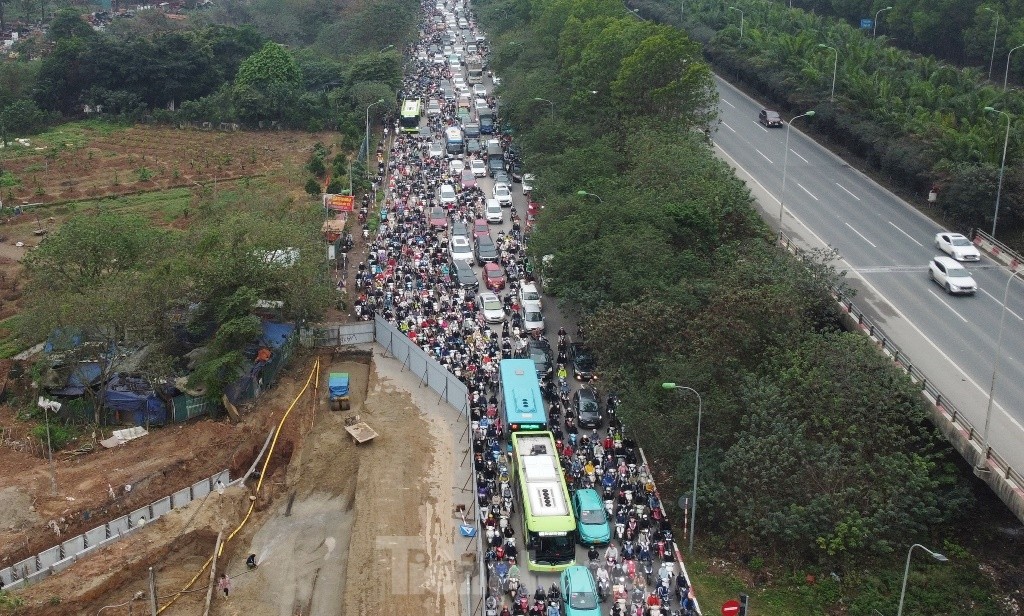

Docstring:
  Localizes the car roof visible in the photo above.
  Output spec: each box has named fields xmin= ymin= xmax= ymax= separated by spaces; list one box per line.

xmin=452 ymin=236 xmax=469 ymax=245
xmin=562 ymin=565 xmax=597 ymax=590
xmin=762 ymin=108 xmax=780 ymax=115
xmin=484 ymin=261 xmax=500 ymax=270
xmin=574 ymin=488 xmax=603 ymax=508
xmin=933 ymin=255 xmax=964 ymax=267
xmin=479 ymin=291 xmax=499 ymax=301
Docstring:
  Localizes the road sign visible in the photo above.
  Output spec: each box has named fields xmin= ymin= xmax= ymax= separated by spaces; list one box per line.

xmin=722 ymin=599 xmax=741 ymax=616
xmin=860 ymin=18 xmax=873 ymax=29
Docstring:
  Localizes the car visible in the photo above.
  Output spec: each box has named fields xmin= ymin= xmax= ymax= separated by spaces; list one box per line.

xmin=463 ymin=123 xmax=480 ymax=139
xmin=427 ymin=99 xmax=442 ymax=116
xmin=520 ymin=282 xmax=542 ymax=311
xmin=449 ymin=159 xmax=465 ymax=175
xmin=759 ymin=109 xmax=783 ymax=127
xmin=570 ymin=343 xmax=595 ymax=381
xmin=477 ymin=291 xmax=505 ymax=323
xmin=428 ymin=140 xmax=445 ymax=158
xmin=470 ymin=158 xmax=487 ymax=177
xmin=522 ymin=307 xmax=544 ymax=334
xmin=559 ymin=566 xmax=601 ymax=616
xmin=485 ymin=199 xmax=503 ymax=223
xmin=466 ymin=138 xmax=482 ymax=156
xmin=474 ymin=97 xmax=489 ymax=112
xmin=461 ymin=168 xmax=477 ymax=189
xmin=934 ymin=232 xmax=981 ymax=262
xmin=493 ymin=183 xmax=513 ymax=206
xmin=433 ymin=53 xmax=445 ymax=64
xmin=475 ymin=235 xmax=498 ymax=264
xmin=472 ymin=84 xmax=487 ymax=97
xmin=507 ymin=160 xmax=523 ymax=183
xmin=417 ymin=125 xmax=433 ymax=141
xmin=451 ymin=219 xmax=469 ymax=240
xmin=492 ymin=170 xmax=511 ymax=186
xmin=427 ymin=206 xmax=448 ymax=230
xmin=570 ymin=490 xmax=612 ymax=546
xmin=453 ymin=77 xmax=468 ymax=92
xmin=458 ymin=109 xmax=472 ymax=124
xmin=438 ymin=183 xmax=458 ymax=207
xmin=929 ymin=256 xmax=977 ymax=295
xmin=453 ymin=259 xmax=479 ymax=292
xmin=488 ymin=157 xmax=506 ymax=177
xmin=441 ymin=85 xmax=455 ymax=102
xmin=484 ymin=262 xmax=506 ymax=291
xmin=525 ymin=338 xmax=553 ymax=377
xmin=473 ymin=218 xmax=490 ymax=239
xmin=523 ymin=173 xmax=535 ymax=193
xmin=479 ymin=115 xmax=495 ymax=134
xmin=574 ymin=387 xmax=602 ymax=428
xmin=449 ymin=235 xmax=473 ymax=261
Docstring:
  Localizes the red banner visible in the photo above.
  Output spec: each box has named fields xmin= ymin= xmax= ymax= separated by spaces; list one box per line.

xmin=324 ymin=194 xmax=355 ymax=212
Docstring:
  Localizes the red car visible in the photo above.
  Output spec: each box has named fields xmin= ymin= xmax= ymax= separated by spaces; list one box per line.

xmin=428 ymin=206 xmax=448 ymax=230
xmin=473 ymin=218 xmax=490 ymax=239
xmin=484 ymin=262 xmax=506 ymax=291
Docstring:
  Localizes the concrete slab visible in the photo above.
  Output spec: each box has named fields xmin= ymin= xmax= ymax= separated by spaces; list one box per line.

xmin=151 ymin=496 xmax=172 ymax=519
xmin=0 ymin=567 xmax=12 ymax=586
xmin=108 ymin=515 xmax=130 ymax=537
xmin=61 ymin=535 xmax=85 ymax=558
xmin=130 ymin=507 xmax=150 ymax=528
xmin=50 ymin=556 xmax=76 ymax=574
xmin=37 ymin=546 xmax=60 ymax=568
xmin=85 ymin=525 xmax=107 ymax=547
xmin=173 ymin=486 xmax=193 ymax=507
xmin=12 ymin=556 xmax=36 ymax=579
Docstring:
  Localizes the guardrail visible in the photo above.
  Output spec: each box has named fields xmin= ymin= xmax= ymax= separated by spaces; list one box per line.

xmin=972 ymin=228 xmax=1024 ymax=269
xmin=777 ymin=233 xmax=1024 ymax=517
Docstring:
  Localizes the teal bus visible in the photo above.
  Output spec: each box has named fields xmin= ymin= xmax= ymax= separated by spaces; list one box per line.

xmin=499 ymin=359 xmax=547 ymax=433
xmin=399 ymin=99 xmax=422 ymax=133
xmin=510 ymin=431 xmax=577 ymax=572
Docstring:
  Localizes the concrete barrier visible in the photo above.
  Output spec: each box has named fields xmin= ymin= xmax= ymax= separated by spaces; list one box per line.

xmin=61 ymin=535 xmax=85 ymax=557
xmin=0 ymin=566 xmax=12 ymax=586
xmin=25 ymin=568 xmax=50 ymax=584
xmin=108 ymin=515 xmax=130 ymax=537
xmin=151 ymin=496 xmax=172 ymax=519
xmin=130 ymin=507 xmax=151 ymax=527
xmin=85 ymin=525 xmax=107 ymax=547
xmin=12 ymin=556 xmax=37 ymax=579
xmin=173 ymin=486 xmax=193 ymax=507
xmin=50 ymin=556 xmax=76 ymax=574
xmin=37 ymin=546 xmax=60 ymax=568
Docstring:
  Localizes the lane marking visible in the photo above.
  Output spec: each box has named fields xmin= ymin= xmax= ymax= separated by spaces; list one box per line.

xmin=722 ymin=98 xmax=735 ymax=108
xmin=755 ymin=149 xmax=773 ymax=164
xmin=927 ymin=290 xmax=970 ymax=322
xmin=836 ymin=182 xmax=860 ymax=201
xmin=980 ymin=289 xmax=1024 ymax=321
xmin=797 ymin=182 xmax=818 ymax=201
xmin=790 ymin=149 xmax=809 ymax=164
xmin=754 ymin=122 xmax=768 ymax=133
xmin=721 ymin=121 xmax=736 ymax=133
xmin=888 ymin=221 xmax=923 ymax=247
xmin=844 ymin=222 xmax=877 ymax=248
xmin=714 ymin=143 xmax=779 ymax=205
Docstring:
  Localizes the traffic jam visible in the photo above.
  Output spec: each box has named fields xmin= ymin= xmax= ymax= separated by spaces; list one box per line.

xmin=352 ymin=1 xmax=701 ymax=614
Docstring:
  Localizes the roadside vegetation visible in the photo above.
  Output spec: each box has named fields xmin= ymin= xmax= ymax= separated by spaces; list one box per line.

xmin=480 ymin=0 xmax=1009 ymax=612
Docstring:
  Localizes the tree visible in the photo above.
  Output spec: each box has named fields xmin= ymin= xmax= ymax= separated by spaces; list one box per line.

xmin=47 ymin=9 xmax=95 ymax=42
xmin=0 ymin=99 xmax=48 ymax=146
xmin=235 ymin=42 xmax=302 ymax=90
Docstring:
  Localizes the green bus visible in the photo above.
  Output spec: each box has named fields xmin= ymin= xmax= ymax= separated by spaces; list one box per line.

xmin=510 ymin=431 xmax=577 ymax=572
xmin=399 ymin=99 xmax=422 ymax=133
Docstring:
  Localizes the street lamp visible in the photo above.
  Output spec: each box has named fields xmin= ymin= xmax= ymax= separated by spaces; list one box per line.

xmin=365 ymin=98 xmax=385 ymax=178
xmin=728 ymin=6 xmax=744 ymax=39
xmin=979 ymin=267 xmax=1023 ymax=473
xmin=896 ymin=544 xmax=948 ymax=616
xmin=379 ymin=44 xmax=394 ymax=53
xmin=1004 ymin=43 xmax=1024 ymax=91
xmin=778 ymin=110 xmax=815 ymax=235
xmin=661 ymin=382 xmax=702 ymax=555
xmin=984 ymin=106 xmax=1011 ymax=238
xmin=533 ymin=97 xmax=554 ymax=116
xmin=818 ymin=44 xmax=838 ymax=102
xmin=576 ymin=190 xmax=602 ymax=203
xmin=985 ymin=7 xmax=1000 ymax=81
xmin=873 ymin=6 xmax=892 ymax=37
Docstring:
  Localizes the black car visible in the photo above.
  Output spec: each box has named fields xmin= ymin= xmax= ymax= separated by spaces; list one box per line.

xmin=507 ymin=160 xmax=523 ymax=182
xmin=480 ymin=115 xmax=495 ymax=134
xmin=570 ymin=343 xmax=596 ymax=381
xmin=453 ymin=259 xmax=479 ymax=292
xmin=758 ymin=109 xmax=783 ymax=127
xmin=465 ymin=138 xmax=481 ymax=155
xmin=464 ymin=123 xmax=481 ymax=139
xmin=475 ymin=235 xmax=498 ymax=265
xmin=525 ymin=339 xmax=553 ymax=378
xmin=574 ymin=387 xmax=602 ymax=428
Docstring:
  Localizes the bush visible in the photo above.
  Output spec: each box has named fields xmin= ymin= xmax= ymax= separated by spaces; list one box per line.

xmin=30 ymin=422 xmax=77 ymax=452
xmin=304 ymin=177 xmax=322 ymax=196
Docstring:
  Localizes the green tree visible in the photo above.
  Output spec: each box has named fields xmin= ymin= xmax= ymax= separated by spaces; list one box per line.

xmin=47 ymin=9 xmax=95 ymax=42
xmin=235 ymin=42 xmax=302 ymax=90
xmin=0 ymin=99 xmax=48 ymax=146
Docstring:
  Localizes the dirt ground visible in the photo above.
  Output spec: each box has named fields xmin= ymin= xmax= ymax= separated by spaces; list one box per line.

xmin=4 ymin=349 xmax=462 ymax=616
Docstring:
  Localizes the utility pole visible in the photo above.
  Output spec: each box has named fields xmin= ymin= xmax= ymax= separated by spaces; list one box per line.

xmin=148 ymin=567 xmax=158 ymax=616
xmin=203 ymin=532 xmax=223 ymax=616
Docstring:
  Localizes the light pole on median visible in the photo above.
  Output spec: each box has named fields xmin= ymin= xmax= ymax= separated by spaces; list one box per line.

xmin=979 ymin=268 xmax=1024 ymax=474
xmin=873 ymin=6 xmax=892 ymax=37
xmin=728 ymin=6 xmax=744 ymax=39
xmin=896 ymin=544 xmax=948 ymax=616
xmin=1004 ymin=43 xmax=1024 ymax=91
xmin=661 ymin=382 xmax=702 ymax=555
xmin=985 ymin=7 xmax=1000 ymax=82
xmin=983 ymin=106 xmax=1011 ymax=238
xmin=778 ymin=110 xmax=815 ymax=235
xmin=533 ymin=97 xmax=555 ymax=116
xmin=365 ymin=98 xmax=385 ymax=178
xmin=818 ymin=44 xmax=838 ymax=102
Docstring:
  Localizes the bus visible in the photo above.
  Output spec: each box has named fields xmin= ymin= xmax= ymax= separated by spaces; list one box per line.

xmin=500 ymin=359 xmax=547 ymax=432
xmin=399 ymin=99 xmax=422 ymax=133
xmin=444 ymin=126 xmax=464 ymax=156
xmin=510 ymin=431 xmax=577 ymax=572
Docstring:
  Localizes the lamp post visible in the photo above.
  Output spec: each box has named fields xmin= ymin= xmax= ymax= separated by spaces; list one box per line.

xmin=985 ymin=7 xmax=1000 ymax=81
xmin=873 ymin=6 xmax=892 ymax=37
xmin=661 ymin=382 xmax=702 ymax=555
xmin=778 ymin=110 xmax=815 ymax=235
xmin=365 ymin=98 xmax=384 ymax=178
xmin=979 ymin=268 xmax=1024 ymax=473
xmin=576 ymin=190 xmax=602 ymax=203
xmin=984 ymin=106 xmax=1011 ymax=238
xmin=728 ymin=6 xmax=744 ymax=39
xmin=1004 ymin=43 xmax=1024 ymax=91
xmin=818 ymin=44 xmax=838 ymax=102
xmin=896 ymin=544 xmax=948 ymax=616
xmin=533 ymin=97 xmax=554 ymax=116
xmin=379 ymin=44 xmax=394 ymax=53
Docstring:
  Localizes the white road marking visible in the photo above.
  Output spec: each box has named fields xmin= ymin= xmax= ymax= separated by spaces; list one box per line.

xmin=928 ymin=290 xmax=969 ymax=322
xmin=980 ymin=288 xmax=1024 ymax=321
xmin=797 ymin=182 xmax=818 ymax=201
xmin=722 ymin=98 xmax=735 ymax=108
xmin=844 ymin=222 xmax=877 ymax=248
xmin=790 ymin=149 xmax=809 ymax=164
xmin=754 ymin=122 xmax=768 ymax=133
xmin=721 ymin=121 xmax=736 ymax=133
xmin=715 ymin=143 xmax=779 ymax=205
xmin=755 ymin=149 xmax=773 ymax=164
xmin=888 ymin=221 xmax=923 ymax=247
xmin=836 ymin=182 xmax=860 ymax=200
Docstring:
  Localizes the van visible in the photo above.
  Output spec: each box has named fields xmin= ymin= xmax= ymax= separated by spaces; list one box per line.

xmin=559 ymin=566 xmax=601 ymax=616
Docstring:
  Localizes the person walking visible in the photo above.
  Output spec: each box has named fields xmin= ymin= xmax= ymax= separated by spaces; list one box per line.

xmin=218 ymin=573 xmax=232 ymax=598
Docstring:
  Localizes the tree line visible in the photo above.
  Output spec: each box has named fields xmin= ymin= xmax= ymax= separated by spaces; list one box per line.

xmin=481 ymin=0 xmax=999 ymax=611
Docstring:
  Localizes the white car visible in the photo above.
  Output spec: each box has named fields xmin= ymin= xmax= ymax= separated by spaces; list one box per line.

xmin=929 ymin=256 xmax=977 ymax=295
xmin=934 ymin=232 xmax=981 ymax=262
xmin=470 ymin=159 xmax=487 ymax=177
xmin=472 ymin=84 xmax=487 ymax=97
xmin=433 ymin=53 xmax=445 ymax=65
xmin=520 ymin=282 xmax=542 ymax=312
xmin=438 ymin=184 xmax=458 ymax=207
xmin=427 ymin=100 xmax=442 ymax=116
xmin=485 ymin=198 xmax=503 ymax=223
xmin=477 ymin=292 xmax=506 ymax=324
xmin=522 ymin=173 xmax=534 ymax=193
xmin=493 ymin=183 xmax=513 ymax=206
xmin=429 ymin=140 xmax=445 ymax=158
xmin=449 ymin=159 xmax=465 ymax=175
xmin=522 ymin=308 xmax=545 ymax=334
xmin=449 ymin=236 xmax=474 ymax=261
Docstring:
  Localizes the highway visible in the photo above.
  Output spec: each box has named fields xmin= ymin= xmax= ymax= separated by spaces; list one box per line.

xmin=710 ymin=75 xmax=1024 ymax=474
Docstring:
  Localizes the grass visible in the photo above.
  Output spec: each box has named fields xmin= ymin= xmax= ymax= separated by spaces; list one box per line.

xmin=44 ymin=187 xmax=195 ymax=223
xmin=0 ymin=119 xmax=126 ymax=162
xmin=0 ymin=315 xmax=32 ymax=360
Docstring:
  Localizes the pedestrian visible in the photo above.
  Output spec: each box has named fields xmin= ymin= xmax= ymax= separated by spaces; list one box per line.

xmin=218 ymin=573 xmax=232 ymax=598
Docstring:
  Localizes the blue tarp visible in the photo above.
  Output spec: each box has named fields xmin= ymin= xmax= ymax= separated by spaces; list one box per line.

xmin=50 ymin=362 xmax=104 ymax=396
xmin=329 ymin=373 xmax=349 ymax=398
xmin=261 ymin=322 xmax=295 ymax=350
xmin=102 ymin=374 xmax=169 ymax=426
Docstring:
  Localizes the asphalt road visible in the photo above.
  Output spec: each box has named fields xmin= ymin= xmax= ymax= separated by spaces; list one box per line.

xmin=711 ymin=75 xmax=1024 ymax=473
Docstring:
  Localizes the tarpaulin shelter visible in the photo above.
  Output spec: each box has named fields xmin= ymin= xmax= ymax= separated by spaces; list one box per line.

xmin=102 ymin=373 xmax=174 ymax=426
xmin=224 ymin=321 xmax=297 ymax=405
